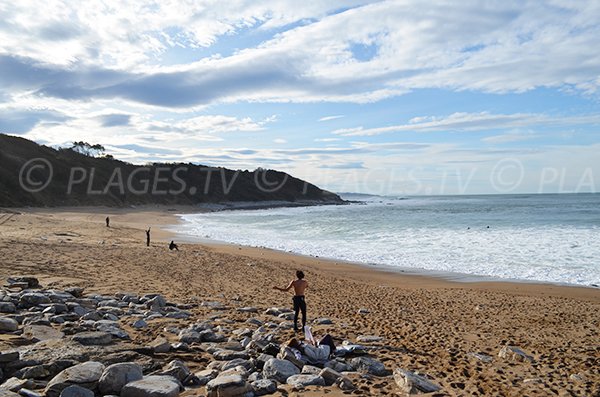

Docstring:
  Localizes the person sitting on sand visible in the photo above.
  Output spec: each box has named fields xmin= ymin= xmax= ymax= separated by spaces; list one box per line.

xmin=169 ymin=240 xmax=179 ymax=251
xmin=273 ymin=270 xmax=308 ymax=332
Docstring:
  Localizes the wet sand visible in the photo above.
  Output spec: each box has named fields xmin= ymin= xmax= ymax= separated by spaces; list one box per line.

xmin=0 ymin=207 xmax=598 ymax=396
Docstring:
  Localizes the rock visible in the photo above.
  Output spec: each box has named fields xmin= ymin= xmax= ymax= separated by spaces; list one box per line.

xmin=22 ymin=325 xmax=64 ymax=341
xmin=262 ymin=358 xmax=300 ymax=383
xmin=178 ymin=329 xmax=201 ymax=344
xmin=523 ymin=378 xmax=543 ymax=384
xmin=0 ymin=377 xmax=34 ymax=392
xmin=81 ymin=312 xmax=101 ymax=321
xmin=336 ymin=377 xmax=355 ymax=391
xmin=0 ymin=317 xmax=19 ymax=332
xmin=194 ymin=369 xmax=217 ymax=386
xmin=393 ymin=368 xmax=441 ymax=394
xmin=319 ymin=367 xmax=343 ymax=386
xmin=251 ymin=379 xmax=277 ymax=396
xmin=356 ymin=335 xmax=383 ymax=343
xmin=468 ymin=352 xmax=493 ymax=363
xmin=350 ymin=357 xmax=389 ymax=376
xmin=224 ymin=359 xmax=255 ymax=373
xmin=206 ymin=374 xmax=252 ymax=397
xmin=0 ymin=351 xmax=20 ymax=362
xmin=132 ymin=319 xmax=148 ymax=329
xmin=0 ymin=302 xmax=16 ymax=313
xmin=212 ymin=350 xmax=249 ymax=361
xmin=160 ymin=360 xmax=190 ymax=382
xmin=45 ymin=361 xmax=105 ymax=397
xmin=325 ymin=359 xmax=352 ymax=373
xmin=149 ymin=337 xmax=171 ymax=353
xmin=121 ymin=375 xmax=181 ymax=397
xmin=301 ymin=365 xmax=321 ymax=375
xmin=98 ymin=363 xmax=143 ymax=395
xmin=19 ymin=293 xmax=51 ymax=306
xmin=246 ymin=318 xmax=263 ymax=326
xmin=72 ymin=332 xmax=112 ymax=346
xmin=286 ymin=374 xmax=326 ymax=388
xmin=58 ymin=385 xmax=94 ymax=397
xmin=498 ymin=346 xmax=534 ymax=362
xmin=7 ymin=276 xmax=39 ymax=289
xmin=357 ymin=308 xmax=370 ymax=314
xmin=21 ymin=365 xmax=50 ymax=379
xmin=313 ymin=318 xmax=333 ymax=325
xmin=17 ymin=388 xmax=41 ymax=397
xmin=237 ymin=307 xmax=258 ymax=313
xmin=200 ymin=330 xmax=225 ymax=343
xmin=64 ymin=287 xmax=84 ymax=298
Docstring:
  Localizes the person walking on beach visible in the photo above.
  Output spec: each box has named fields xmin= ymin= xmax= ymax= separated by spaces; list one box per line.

xmin=273 ymin=270 xmax=308 ymax=332
xmin=105 ymin=216 xmax=110 ymax=227
xmin=146 ymin=227 xmax=151 ymax=247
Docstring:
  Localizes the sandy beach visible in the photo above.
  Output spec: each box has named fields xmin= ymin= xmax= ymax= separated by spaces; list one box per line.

xmin=1 ymin=207 xmax=599 ymax=396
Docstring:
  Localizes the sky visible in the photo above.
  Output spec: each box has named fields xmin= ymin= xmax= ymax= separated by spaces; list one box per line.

xmin=1 ymin=0 xmax=600 ymax=195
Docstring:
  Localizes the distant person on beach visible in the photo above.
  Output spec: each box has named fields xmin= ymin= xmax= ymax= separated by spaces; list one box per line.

xmin=169 ymin=240 xmax=179 ymax=251
xmin=105 ymin=216 xmax=110 ymax=227
xmin=273 ymin=270 xmax=308 ymax=332
xmin=146 ymin=228 xmax=151 ymax=247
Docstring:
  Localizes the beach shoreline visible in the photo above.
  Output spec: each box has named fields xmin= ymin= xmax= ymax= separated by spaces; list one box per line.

xmin=11 ymin=206 xmax=600 ymax=300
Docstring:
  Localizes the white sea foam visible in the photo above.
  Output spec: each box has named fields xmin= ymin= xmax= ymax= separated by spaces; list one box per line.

xmin=173 ymin=194 xmax=600 ymax=286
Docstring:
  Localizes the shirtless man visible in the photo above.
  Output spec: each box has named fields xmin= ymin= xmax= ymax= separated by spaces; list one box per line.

xmin=274 ymin=270 xmax=308 ymax=332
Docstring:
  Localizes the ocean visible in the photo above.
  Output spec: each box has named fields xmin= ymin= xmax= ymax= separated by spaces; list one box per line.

xmin=174 ymin=194 xmax=600 ymax=287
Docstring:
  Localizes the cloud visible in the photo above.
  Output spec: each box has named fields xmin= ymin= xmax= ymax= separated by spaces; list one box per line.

xmin=98 ymin=114 xmax=131 ymax=127
xmin=482 ymin=130 xmax=538 ymax=144
xmin=144 ymin=115 xmax=273 ymax=134
xmin=332 ymin=112 xmax=600 ymax=136
xmin=0 ymin=107 xmax=69 ymax=134
xmin=319 ymin=115 xmax=345 ymax=122
xmin=2 ymin=2 xmax=600 ymax=107
xmin=319 ymin=161 xmax=365 ymax=169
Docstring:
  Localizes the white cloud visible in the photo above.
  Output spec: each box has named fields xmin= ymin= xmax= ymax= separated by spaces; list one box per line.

xmin=319 ymin=115 xmax=345 ymax=122
xmin=2 ymin=1 xmax=600 ymax=106
xmin=332 ymin=112 xmax=600 ymax=136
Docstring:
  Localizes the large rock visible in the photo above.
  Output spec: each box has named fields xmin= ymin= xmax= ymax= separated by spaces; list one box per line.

xmin=0 ymin=351 xmax=20 ymax=362
xmin=251 ymin=379 xmax=277 ymax=396
xmin=160 ymin=360 xmax=190 ymax=382
xmin=206 ymin=374 xmax=252 ymax=397
xmin=350 ymin=356 xmax=389 ymax=376
xmin=59 ymin=385 xmax=94 ymax=397
xmin=45 ymin=361 xmax=105 ymax=397
xmin=98 ymin=363 xmax=143 ymax=395
xmin=19 ymin=293 xmax=51 ymax=306
xmin=148 ymin=337 xmax=171 ymax=354
xmin=121 ymin=375 xmax=180 ymax=397
xmin=393 ymin=368 xmax=441 ymax=394
xmin=212 ymin=350 xmax=249 ymax=361
xmin=7 ymin=276 xmax=40 ymax=289
xmin=0 ymin=317 xmax=18 ymax=332
xmin=286 ymin=374 xmax=326 ymax=388
xmin=262 ymin=358 xmax=300 ymax=383
xmin=0 ymin=302 xmax=16 ymax=313
xmin=72 ymin=332 xmax=112 ymax=346
xmin=319 ymin=367 xmax=343 ymax=386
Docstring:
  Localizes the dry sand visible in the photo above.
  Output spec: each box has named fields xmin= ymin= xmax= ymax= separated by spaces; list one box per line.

xmin=0 ymin=207 xmax=598 ymax=396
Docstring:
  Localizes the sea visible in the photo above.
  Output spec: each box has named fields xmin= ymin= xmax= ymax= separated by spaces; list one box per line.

xmin=173 ymin=194 xmax=600 ymax=287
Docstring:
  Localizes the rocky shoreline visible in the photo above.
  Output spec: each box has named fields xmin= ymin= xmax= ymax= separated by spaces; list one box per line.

xmin=0 ymin=276 xmax=446 ymax=397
